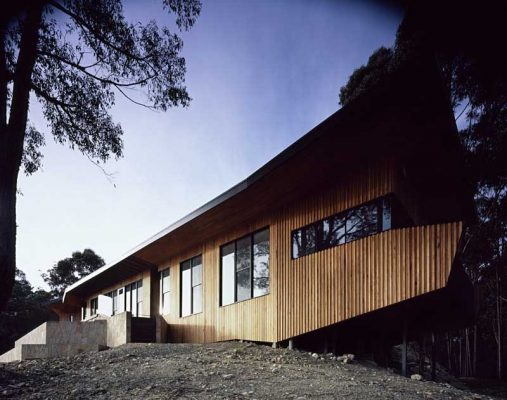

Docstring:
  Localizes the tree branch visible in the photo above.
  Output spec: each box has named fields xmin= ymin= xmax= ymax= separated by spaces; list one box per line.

xmin=31 ymin=83 xmax=78 ymax=109
xmin=39 ymin=51 xmax=155 ymax=87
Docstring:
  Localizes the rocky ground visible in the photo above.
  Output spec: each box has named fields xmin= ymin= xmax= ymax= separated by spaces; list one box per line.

xmin=0 ymin=341 xmax=504 ymax=399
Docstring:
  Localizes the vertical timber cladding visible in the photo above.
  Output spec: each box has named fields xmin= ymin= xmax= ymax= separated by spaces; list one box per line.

xmin=275 ymin=160 xmax=462 ymax=342
xmin=157 ymin=160 xmax=462 ymax=344
xmin=275 ymin=159 xmax=397 ymax=341
xmin=159 ymin=213 xmax=277 ymax=344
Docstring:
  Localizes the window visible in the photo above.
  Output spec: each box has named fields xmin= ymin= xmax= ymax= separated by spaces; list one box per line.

xmin=105 ymin=290 xmax=119 ymax=315
xmin=117 ymin=288 xmax=124 ymax=313
xmin=180 ymin=255 xmax=203 ymax=317
xmin=90 ymin=297 xmax=98 ymax=316
xmin=160 ymin=269 xmax=171 ymax=315
xmin=220 ymin=227 xmax=270 ymax=306
xmin=291 ymin=194 xmax=408 ymax=259
xmin=82 ymin=304 xmax=87 ymax=320
xmin=124 ymin=280 xmax=143 ymax=317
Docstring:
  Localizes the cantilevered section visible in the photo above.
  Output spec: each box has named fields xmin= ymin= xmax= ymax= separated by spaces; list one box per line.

xmin=63 ymin=57 xmax=473 ymax=308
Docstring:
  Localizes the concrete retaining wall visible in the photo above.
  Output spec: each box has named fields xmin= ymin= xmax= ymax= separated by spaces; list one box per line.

xmin=1 ymin=312 xmax=136 ymax=363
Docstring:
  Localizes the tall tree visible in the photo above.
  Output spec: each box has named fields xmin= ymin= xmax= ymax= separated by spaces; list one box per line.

xmin=0 ymin=0 xmax=201 ymax=310
xmin=339 ymin=0 xmax=507 ymax=379
xmin=42 ymin=248 xmax=105 ymax=299
xmin=0 ymin=268 xmax=53 ymax=354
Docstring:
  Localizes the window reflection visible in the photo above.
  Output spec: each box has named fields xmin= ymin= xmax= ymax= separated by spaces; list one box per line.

xmin=220 ymin=228 xmax=270 ymax=306
xmin=291 ymin=194 xmax=404 ymax=259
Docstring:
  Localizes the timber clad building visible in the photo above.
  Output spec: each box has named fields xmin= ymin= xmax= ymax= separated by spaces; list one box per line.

xmin=1 ymin=60 xmax=474 ymax=363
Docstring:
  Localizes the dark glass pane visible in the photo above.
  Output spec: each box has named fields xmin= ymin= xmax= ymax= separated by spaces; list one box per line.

xmin=327 ymin=214 xmax=346 ymax=246
xmin=236 ymin=236 xmax=251 ymax=271
xmin=236 ymin=267 xmax=251 ymax=301
xmin=346 ymin=203 xmax=379 ymax=242
xmin=181 ymin=259 xmax=192 ymax=271
xmin=253 ymin=229 xmax=269 ymax=297
xmin=304 ymin=225 xmax=316 ymax=255
xmin=382 ymin=196 xmax=392 ymax=231
xmin=292 ymin=230 xmax=302 ymax=259
xmin=236 ymin=236 xmax=251 ymax=301
xmin=221 ymin=243 xmax=235 ymax=306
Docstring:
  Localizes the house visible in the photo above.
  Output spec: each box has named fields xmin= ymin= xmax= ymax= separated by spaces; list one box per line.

xmin=1 ymin=58 xmax=474 ymax=367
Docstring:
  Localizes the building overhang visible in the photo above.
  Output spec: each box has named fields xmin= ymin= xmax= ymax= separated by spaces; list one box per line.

xmin=63 ymin=57 xmax=473 ymax=304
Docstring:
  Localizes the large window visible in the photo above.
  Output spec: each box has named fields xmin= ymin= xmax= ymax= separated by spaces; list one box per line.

xmin=105 ymin=290 xmax=119 ymax=315
xmin=220 ymin=228 xmax=270 ymax=306
xmin=180 ymin=255 xmax=203 ymax=317
xmin=292 ymin=194 xmax=410 ymax=259
xmin=125 ymin=280 xmax=143 ymax=317
xmin=160 ymin=269 xmax=171 ymax=315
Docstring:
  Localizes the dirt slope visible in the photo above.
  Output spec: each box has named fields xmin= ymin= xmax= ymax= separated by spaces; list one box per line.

xmin=0 ymin=341 xmax=498 ymax=399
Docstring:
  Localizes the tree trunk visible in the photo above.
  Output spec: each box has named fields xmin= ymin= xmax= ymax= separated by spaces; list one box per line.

xmin=0 ymin=3 xmax=43 ymax=311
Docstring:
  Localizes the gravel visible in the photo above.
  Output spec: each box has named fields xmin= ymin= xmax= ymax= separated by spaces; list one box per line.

xmin=0 ymin=341 xmax=499 ymax=399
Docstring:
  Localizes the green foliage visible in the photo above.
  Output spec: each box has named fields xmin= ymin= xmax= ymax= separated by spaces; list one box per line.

xmin=339 ymin=47 xmax=393 ymax=106
xmin=42 ymin=249 xmax=105 ymax=299
xmin=3 ymin=0 xmax=201 ymax=175
xmin=0 ymin=269 xmax=53 ymax=354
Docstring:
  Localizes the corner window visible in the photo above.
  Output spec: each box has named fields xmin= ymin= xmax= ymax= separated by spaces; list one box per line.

xmin=160 ymin=269 xmax=171 ymax=315
xmin=220 ymin=227 xmax=270 ymax=306
xmin=180 ymin=255 xmax=202 ymax=317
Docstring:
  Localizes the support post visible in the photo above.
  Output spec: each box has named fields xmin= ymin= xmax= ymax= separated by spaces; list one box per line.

xmin=272 ymin=342 xmax=278 ymax=349
xmin=431 ymin=332 xmax=436 ymax=381
xmin=402 ymin=319 xmax=408 ymax=377
xmin=288 ymin=339 xmax=294 ymax=350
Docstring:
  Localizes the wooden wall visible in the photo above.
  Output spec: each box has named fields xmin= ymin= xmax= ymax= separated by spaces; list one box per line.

xmin=82 ymin=159 xmax=462 ymax=343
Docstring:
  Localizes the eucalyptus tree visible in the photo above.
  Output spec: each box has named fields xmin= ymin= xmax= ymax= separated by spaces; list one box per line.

xmin=0 ymin=0 xmax=201 ymax=310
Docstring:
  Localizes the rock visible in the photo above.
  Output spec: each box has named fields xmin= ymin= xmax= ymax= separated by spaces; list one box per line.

xmin=410 ymin=374 xmax=423 ymax=381
xmin=222 ymin=374 xmax=234 ymax=379
xmin=311 ymin=353 xmax=319 ymax=359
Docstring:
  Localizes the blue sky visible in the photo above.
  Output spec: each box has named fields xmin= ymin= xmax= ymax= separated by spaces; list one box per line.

xmin=17 ymin=0 xmax=402 ymax=289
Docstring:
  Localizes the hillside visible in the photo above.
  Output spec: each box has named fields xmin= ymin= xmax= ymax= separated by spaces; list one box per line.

xmin=0 ymin=341 xmax=501 ymax=399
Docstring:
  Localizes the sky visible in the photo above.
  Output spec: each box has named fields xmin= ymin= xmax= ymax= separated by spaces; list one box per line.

xmin=17 ymin=0 xmax=403 ymax=289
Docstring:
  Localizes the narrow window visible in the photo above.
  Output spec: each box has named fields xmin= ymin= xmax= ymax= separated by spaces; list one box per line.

xmin=160 ymin=269 xmax=171 ymax=315
xmin=180 ymin=255 xmax=203 ymax=317
xmin=253 ymin=229 xmax=270 ymax=297
xmin=221 ymin=243 xmax=235 ymax=306
xmin=118 ymin=288 xmax=124 ymax=312
xmin=236 ymin=236 xmax=252 ymax=302
xmin=90 ymin=297 xmax=98 ymax=316
xmin=291 ymin=194 xmax=403 ymax=259
xmin=125 ymin=285 xmax=131 ymax=313
xmin=220 ymin=227 xmax=270 ymax=306
xmin=131 ymin=282 xmax=138 ymax=317
xmin=82 ymin=304 xmax=87 ymax=320
xmin=137 ymin=280 xmax=143 ymax=317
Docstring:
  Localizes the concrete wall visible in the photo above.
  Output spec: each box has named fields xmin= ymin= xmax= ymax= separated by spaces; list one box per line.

xmin=106 ymin=312 xmax=131 ymax=347
xmin=14 ymin=323 xmax=48 ymax=346
xmin=0 ymin=316 xmax=128 ymax=362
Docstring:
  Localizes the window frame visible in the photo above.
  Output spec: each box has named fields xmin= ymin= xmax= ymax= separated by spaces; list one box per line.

xmin=219 ymin=226 xmax=270 ymax=307
xmin=159 ymin=268 xmax=171 ymax=315
xmin=90 ymin=297 xmax=98 ymax=316
xmin=179 ymin=255 xmax=203 ymax=317
xmin=291 ymin=193 xmax=403 ymax=260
